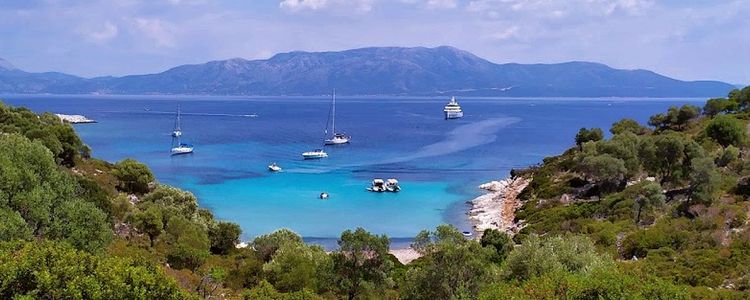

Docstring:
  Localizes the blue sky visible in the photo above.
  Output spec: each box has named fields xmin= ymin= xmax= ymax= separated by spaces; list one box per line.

xmin=0 ymin=0 xmax=747 ymax=84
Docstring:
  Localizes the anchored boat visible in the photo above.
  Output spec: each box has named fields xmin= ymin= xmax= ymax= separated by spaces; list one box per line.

xmin=324 ymin=90 xmax=350 ymax=145
xmin=302 ymin=149 xmax=328 ymax=159
xmin=443 ymin=96 xmax=464 ymax=119
xmin=268 ymin=163 xmax=282 ymax=172
xmin=386 ymin=178 xmax=401 ymax=192
xmin=170 ymin=106 xmax=194 ymax=156
xmin=367 ymin=179 xmax=386 ymax=192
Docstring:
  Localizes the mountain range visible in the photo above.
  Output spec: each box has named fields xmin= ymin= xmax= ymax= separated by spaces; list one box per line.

xmin=0 ymin=46 xmax=735 ymax=97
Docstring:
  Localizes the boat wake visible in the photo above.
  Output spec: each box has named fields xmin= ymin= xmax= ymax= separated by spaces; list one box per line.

xmin=283 ymin=117 xmax=521 ymax=174
xmin=377 ymin=117 xmax=521 ymax=165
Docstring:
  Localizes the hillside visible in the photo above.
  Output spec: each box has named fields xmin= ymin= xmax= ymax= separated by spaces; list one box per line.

xmin=507 ymin=85 xmax=750 ymax=297
xmin=0 ymin=47 xmax=735 ymax=97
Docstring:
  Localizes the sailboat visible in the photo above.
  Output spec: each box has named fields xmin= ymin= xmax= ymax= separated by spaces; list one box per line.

xmin=324 ymin=90 xmax=350 ymax=145
xmin=170 ymin=106 xmax=194 ymax=155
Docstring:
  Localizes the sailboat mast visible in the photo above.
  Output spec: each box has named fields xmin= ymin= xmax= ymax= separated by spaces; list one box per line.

xmin=331 ymin=89 xmax=336 ymax=134
xmin=176 ymin=106 xmax=181 ymax=131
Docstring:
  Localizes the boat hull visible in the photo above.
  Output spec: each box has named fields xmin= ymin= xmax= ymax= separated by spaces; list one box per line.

xmin=302 ymin=152 xmax=328 ymax=159
xmin=445 ymin=111 xmax=464 ymax=119
xmin=171 ymin=148 xmax=193 ymax=155
xmin=324 ymin=138 xmax=350 ymax=145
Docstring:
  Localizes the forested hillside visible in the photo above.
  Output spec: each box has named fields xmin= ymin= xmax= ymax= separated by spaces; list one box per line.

xmin=1 ymin=87 xmax=749 ymax=299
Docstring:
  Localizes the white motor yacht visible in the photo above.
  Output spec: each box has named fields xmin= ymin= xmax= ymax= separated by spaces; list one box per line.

xmin=302 ymin=149 xmax=328 ymax=159
xmin=443 ymin=96 xmax=464 ymax=119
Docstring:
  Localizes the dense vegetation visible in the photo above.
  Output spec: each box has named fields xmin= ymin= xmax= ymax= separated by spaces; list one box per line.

xmin=1 ymin=87 xmax=749 ymax=299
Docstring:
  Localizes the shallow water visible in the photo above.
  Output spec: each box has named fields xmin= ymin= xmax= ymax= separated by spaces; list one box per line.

xmin=2 ymin=95 xmax=704 ymax=244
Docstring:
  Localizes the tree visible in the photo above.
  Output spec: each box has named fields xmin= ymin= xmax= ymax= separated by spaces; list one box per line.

xmin=648 ymin=113 xmax=668 ymax=130
xmin=703 ymin=98 xmax=730 ymax=116
xmin=0 ymin=240 xmax=191 ymax=299
xmin=705 ymin=115 xmax=746 ymax=148
xmin=688 ymin=157 xmax=721 ymax=206
xmin=209 ymin=221 xmax=241 ymax=255
xmin=575 ymin=127 xmax=604 ymax=150
xmin=649 ymin=105 xmax=700 ymax=131
xmin=504 ymin=235 xmax=607 ymax=281
xmin=262 ymin=242 xmax=333 ymax=293
xmin=412 ymin=223 xmax=466 ymax=254
xmin=633 ymin=182 xmax=665 ymax=225
xmin=578 ymin=154 xmax=627 ymax=193
xmin=673 ymin=105 xmax=700 ymax=130
xmin=142 ymin=185 xmax=199 ymax=218
xmin=480 ymin=229 xmax=514 ymax=263
xmin=331 ymin=228 xmax=392 ymax=300
xmin=729 ymin=86 xmax=750 ymax=110
xmin=403 ymin=225 xmax=496 ymax=300
xmin=131 ymin=205 xmax=164 ymax=247
xmin=243 ymin=280 xmax=323 ymax=300
xmin=610 ymin=118 xmax=647 ymax=135
xmin=0 ymin=208 xmax=32 ymax=241
xmin=716 ymin=145 xmax=740 ymax=167
xmin=252 ymin=228 xmax=304 ymax=262
xmin=598 ymin=133 xmax=642 ymax=177
xmin=164 ymin=215 xmax=210 ymax=271
xmin=640 ymin=134 xmax=687 ymax=184
xmin=0 ymin=134 xmax=76 ymax=236
xmin=112 ymin=158 xmax=155 ymax=194
xmin=49 ymin=199 xmax=113 ymax=253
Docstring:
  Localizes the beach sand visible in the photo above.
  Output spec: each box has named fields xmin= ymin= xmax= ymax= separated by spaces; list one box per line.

xmin=389 ymin=248 xmax=422 ymax=264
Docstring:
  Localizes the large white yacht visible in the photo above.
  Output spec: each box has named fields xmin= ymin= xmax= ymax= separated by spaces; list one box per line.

xmin=443 ymin=96 xmax=464 ymax=119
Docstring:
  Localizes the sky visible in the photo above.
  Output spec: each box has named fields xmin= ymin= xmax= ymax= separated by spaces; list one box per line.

xmin=0 ymin=0 xmax=748 ymax=84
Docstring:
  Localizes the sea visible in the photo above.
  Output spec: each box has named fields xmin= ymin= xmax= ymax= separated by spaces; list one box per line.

xmin=1 ymin=95 xmax=704 ymax=248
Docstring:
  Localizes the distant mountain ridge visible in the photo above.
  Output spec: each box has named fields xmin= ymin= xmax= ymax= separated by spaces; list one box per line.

xmin=0 ymin=46 xmax=735 ymax=97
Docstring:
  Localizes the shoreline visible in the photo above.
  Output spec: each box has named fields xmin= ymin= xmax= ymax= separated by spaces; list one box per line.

xmin=56 ymin=113 xmax=96 ymax=124
xmin=467 ymin=176 xmax=530 ymax=236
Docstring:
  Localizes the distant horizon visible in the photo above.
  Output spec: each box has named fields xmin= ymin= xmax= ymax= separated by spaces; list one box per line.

xmin=0 ymin=45 xmax=741 ymax=85
xmin=0 ymin=1 xmax=747 ymax=83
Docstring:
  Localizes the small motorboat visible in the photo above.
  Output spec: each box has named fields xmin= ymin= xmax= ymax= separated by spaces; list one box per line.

xmin=385 ymin=178 xmax=400 ymax=192
xmin=268 ymin=163 xmax=282 ymax=172
xmin=462 ymin=231 xmax=473 ymax=237
xmin=302 ymin=149 xmax=328 ymax=159
xmin=320 ymin=192 xmax=329 ymax=199
xmin=367 ymin=179 xmax=386 ymax=192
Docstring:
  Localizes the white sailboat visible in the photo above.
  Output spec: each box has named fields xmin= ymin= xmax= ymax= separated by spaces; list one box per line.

xmin=324 ymin=90 xmax=350 ymax=145
xmin=171 ymin=106 xmax=194 ymax=155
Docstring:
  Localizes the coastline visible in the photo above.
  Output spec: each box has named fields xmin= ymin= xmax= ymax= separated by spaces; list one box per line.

xmin=56 ymin=113 xmax=96 ymax=124
xmin=467 ymin=176 xmax=530 ymax=236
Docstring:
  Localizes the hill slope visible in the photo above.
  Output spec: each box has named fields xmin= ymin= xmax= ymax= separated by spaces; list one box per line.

xmin=0 ymin=47 xmax=735 ymax=97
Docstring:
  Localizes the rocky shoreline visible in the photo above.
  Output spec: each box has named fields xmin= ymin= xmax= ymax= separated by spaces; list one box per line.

xmin=467 ymin=176 xmax=530 ymax=236
xmin=56 ymin=114 xmax=96 ymax=124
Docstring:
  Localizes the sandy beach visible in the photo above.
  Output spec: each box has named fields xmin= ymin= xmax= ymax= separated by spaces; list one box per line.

xmin=468 ymin=176 xmax=530 ymax=236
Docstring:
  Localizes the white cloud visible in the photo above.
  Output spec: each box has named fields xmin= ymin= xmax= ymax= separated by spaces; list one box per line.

xmin=83 ymin=21 xmax=119 ymax=43
xmin=133 ymin=18 xmax=175 ymax=48
xmin=279 ymin=0 xmax=375 ymax=13
xmin=489 ymin=25 xmax=519 ymax=41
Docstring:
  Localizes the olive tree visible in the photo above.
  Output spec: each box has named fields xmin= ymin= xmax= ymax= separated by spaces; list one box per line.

xmin=705 ymin=115 xmax=746 ymax=148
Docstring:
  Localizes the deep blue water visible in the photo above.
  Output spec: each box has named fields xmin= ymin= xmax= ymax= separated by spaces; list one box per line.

xmin=1 ymin=95 xmax=704 ymax=246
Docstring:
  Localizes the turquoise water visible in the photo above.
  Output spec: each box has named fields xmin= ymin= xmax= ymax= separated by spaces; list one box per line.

xmin=2 ymin=95 xmax=704 ymax=244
